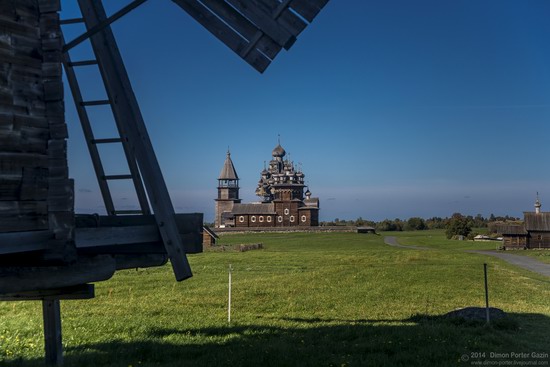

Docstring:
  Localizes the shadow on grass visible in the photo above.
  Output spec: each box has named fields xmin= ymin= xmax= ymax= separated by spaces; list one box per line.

xmin=3 ymin=313 xmax=549 ymax=367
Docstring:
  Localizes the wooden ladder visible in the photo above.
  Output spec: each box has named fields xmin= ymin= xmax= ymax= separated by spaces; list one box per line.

xmin=61 ymin=23 xmax=150 ymax=217
xmin=60 ymin=0 xmax=192 ymax=281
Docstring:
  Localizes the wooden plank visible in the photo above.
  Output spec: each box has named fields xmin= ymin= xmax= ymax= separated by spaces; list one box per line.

xmin=199 ymin=0 xmax=281 ymax=59
xmin=0 ymin=255 xmax=116 ymax=293
xmin=0 ymin=152 xmax=48 ymax=169
xmin=251 ymin=0 xmax=307 ymax=37
xmin=75 ymin=225 xmax=160 ymax=248
xmin=43 ymin=80 xmax=63 ymax=101
xmin=289 ymin=0 xmax=329 ymax=23
xmin=74 ymin=213 xmax=203 ymax=254
xmin=225 ymin=0 xmax=295 ymax=48
xmin=113 ymin=254 xmax=168 ymax=270
xmin=38 ymin=0 xmax=61 ymax=14
xmin=0 ymin=17 xmax=40 ymax=38
xmin=0 ymin=284 xmax=94 ymax=301
xmin=20 ymin=167 xmax=49 ymax=200
xmin=0 ymin=230 xmax=52 ymax=255
xmin=47 ymin=178 xmax=73 ymax=212
xmin=171 ymin=0 xmax=271 ymax=72
xmin=0 ymin=201 xmax=48 ymax=232
xmin=0 ymin=129 xmax=49 ymax=154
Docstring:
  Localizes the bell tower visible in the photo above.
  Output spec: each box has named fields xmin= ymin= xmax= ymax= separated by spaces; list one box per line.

xmin=215 ymin=151 xmax=241 ymax=227
xmin=535 ymin=192 xmax=542 ymax=214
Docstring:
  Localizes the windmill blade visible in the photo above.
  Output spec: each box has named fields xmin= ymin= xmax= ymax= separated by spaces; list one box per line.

xmin=171 ymin=0 xmax=330 ymax=73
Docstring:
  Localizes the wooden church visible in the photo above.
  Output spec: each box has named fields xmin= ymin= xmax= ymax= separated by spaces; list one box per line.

xmin=498 ymin=196 xmax=550 ymax=249
xmin=215 ymin=143 xmax=320 ymax=228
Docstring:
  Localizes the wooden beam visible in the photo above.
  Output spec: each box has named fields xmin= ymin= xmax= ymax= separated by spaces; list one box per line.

xmin=289 ymin=0 xmax=329 ymax=23
xmin=62 ymin=0 xmax=149 ymax=52
xmin=199 ymin=0 xmax=281 ymax=59
xmin=75 ymin=225 xmax=160 ymax=248
xmin=171 ymin=0 xmax=271 ymax=73
xmin=73 ymin=213 xmax=203 ymax=254
xmin=0 ymin=230 xmax=53 ymax=255
xmin=225 ymin=0 xmax=295 ymax=48
xmin=0 ymin=255 xmax=116 ymax=294
xmin=113 ymin=254 xmax=167 ymax=270
xmin=43 ymin=299 xmax=62 ymax=366
xmin=0 ymin=284 xmax=94 ymax=301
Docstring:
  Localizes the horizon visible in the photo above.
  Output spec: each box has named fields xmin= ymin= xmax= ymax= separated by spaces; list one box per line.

xmin=61 ymin=1 xmax=550 ymax=223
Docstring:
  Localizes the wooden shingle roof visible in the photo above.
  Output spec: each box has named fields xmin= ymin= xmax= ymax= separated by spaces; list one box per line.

xmin=496 ymin=224 xmax=527 ymax=235
xmin=218 ymin=151 xmax=239 ymax=180
xmin=524 ymin=212 xmax=550 ymax=231
xmin=232 ymin=203 xmax=275 ymax=215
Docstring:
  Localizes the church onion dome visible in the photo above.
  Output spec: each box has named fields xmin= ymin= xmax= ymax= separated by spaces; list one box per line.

xmin=218 ymin=151 xmax=239 ymax=180
xmin=272 ymin=144 xmax=286 ymax=158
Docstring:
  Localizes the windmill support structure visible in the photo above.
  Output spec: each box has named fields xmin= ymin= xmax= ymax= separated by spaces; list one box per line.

xmin=0 ymin=0 xmax=329 ymax=364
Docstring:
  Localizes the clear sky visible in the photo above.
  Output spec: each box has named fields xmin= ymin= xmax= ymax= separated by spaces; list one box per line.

xmin=60 ymin=0 xmax=550 ymax=222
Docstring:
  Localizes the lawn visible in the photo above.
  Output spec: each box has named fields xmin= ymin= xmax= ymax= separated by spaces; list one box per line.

xmin=1 ymin=231 xmax=549 ymax=366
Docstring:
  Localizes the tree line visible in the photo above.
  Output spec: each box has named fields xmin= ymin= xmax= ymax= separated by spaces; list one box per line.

xmin=321 ymin=213 xmax=519 ymax=239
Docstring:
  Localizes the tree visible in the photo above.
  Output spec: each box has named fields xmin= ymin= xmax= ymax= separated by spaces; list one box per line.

xmin=406 ymin=217 xmax=426 ymax=230
xmin=445 ymin=213 xmax=472 ymax=239
xmin=426 ymin=216 xmax=446 ymax=229
xmin=376 ymin=219 xmax=401 ymax=231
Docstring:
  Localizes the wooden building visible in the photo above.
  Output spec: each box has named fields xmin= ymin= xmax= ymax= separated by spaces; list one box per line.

xmin=1 ymin=0 xmax=76 ymax=263
xmin=497 ymin=224 xmax=528 ymax=249
xmin=215 ymin=144 xmax=320 ymax=228
xmin=202 ymin=225 xmax=218 ymax=247
xmin=497 ymin=197 xmax=550 ymax=249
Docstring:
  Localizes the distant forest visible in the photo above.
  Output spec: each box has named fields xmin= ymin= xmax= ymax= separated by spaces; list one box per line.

xmin=321 ymin=213 xmax=520 ymax=232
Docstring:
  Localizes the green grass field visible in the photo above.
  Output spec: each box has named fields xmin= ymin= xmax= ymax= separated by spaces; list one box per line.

xmin=1 ymin=231 xmax=549 ymax=366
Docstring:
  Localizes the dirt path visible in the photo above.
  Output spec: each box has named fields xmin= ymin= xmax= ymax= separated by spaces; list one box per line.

xmin=383 ymin=236 xmax=550 ymax=277
xmin=468 ymin=250 xmax=550 ymax=277
xmin=383 ymin=236 xmax=431 ymax=250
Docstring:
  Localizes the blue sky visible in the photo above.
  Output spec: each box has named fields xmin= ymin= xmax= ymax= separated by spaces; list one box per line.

xmin=61 ymin=0 xmax=550 ymax=222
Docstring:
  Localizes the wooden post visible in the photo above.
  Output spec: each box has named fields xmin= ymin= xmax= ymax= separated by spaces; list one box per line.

xmin=228 ymin=264 xmax=232 ymax=324
xmin=42 ymin=299 xmax=63 ymax=366
xmin=484 ymin=263 xmax=490 ymax=324
xmin=1 ymin=285 xmax=94 ymax=366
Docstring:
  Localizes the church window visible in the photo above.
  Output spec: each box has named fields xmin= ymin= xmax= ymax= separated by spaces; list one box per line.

xmin=259 ymin=216 xmax=264 ymax=222
xmin=251 ymin=216 xmax=256 ymax=223
xmin=290 ymin=215 xmax=295 ymax=222
xmin=277 ymin=216 xmax=283 ymax=223
xmin=284 ymin=208 xmax=290 ymax=215
xmin=239 ymin=216 xmax=245 ymax=223
xmin=301 ymin=215 xmax=307 ymax=223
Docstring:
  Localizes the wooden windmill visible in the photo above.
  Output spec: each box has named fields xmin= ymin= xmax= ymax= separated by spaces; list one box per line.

xmin=0 ymin=0 xmax=329 ymax=364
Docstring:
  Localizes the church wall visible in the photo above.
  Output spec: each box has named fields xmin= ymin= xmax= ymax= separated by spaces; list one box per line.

xmin=298 ymin=210 xmax=312 ymax=226
xmin=215 ymin=200 xmax=235 ymax=228
xmin=274 ymin=201 xmax=301 ymax=227
xmin=234 ymin=214 xmax=276 ymax=227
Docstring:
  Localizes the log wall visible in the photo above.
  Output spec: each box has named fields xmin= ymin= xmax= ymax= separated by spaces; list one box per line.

xmin=0 ymin=0 xmax=75 ymax=261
